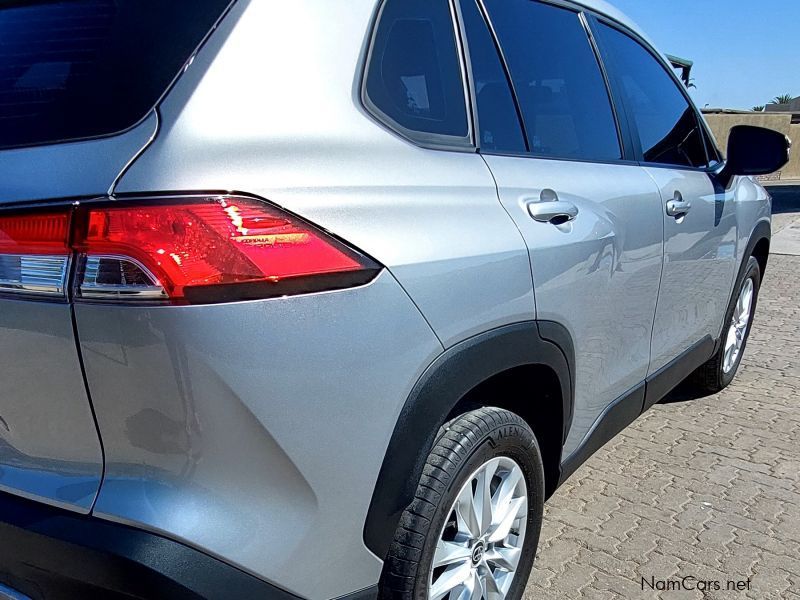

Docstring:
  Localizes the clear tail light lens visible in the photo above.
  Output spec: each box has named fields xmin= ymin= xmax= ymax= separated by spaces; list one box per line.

xmin=0 ymin=195 xmax=380 ymax=304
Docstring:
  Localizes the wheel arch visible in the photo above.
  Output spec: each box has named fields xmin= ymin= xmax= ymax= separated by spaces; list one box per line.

xmin=739 ymin=219 xmax=771 ymax=296
xmin=363 ymin=321 xmax=574 ymax=559
xmin=751 ymin=234 xmax=770 ymax=278
xmin=714 ymin=219 xmax=770 ymax=344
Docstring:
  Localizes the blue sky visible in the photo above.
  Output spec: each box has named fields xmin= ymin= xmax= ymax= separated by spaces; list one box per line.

xmin=611 ymin=0 xmax=799 ymax=110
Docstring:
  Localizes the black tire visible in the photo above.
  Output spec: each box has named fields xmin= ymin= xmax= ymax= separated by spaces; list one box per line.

xmin=690 ymin=256 xmax=762 ymax=393
xmin=379 ymin=407 xmax=544 ymax=600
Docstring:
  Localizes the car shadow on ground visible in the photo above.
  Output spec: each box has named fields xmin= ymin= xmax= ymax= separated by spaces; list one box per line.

xmin=659 ymin=379 xmax=716 ymax=405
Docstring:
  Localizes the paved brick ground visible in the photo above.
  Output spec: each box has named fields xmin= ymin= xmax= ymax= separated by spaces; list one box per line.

xmin=524 ymin=239 xmax=800 ymax=598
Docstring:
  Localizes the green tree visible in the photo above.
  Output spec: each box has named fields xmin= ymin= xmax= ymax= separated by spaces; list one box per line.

xmin=770 ymin=94 xmax=795 ymax=105
xmin=752 ymin=105 xmax=765 ymax=112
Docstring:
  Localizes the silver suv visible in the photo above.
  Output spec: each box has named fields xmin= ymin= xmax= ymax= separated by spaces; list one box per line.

xmin=0 ymin=1 xmax=789 ymax=599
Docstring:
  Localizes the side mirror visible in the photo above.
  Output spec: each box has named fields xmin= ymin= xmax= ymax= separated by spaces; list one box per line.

xmin=724 ymin=125 xmax=791 ymax=177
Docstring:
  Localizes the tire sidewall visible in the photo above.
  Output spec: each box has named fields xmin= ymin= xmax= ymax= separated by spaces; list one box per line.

xmin=413 ymin=419 xmax=545 ymax=600
xmin=719 ymin=256 xmax=761 ymax=388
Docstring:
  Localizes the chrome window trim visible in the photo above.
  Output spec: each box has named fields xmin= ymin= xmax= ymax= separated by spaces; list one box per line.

xmin=360 ymin=0 xmax=476 ymax=152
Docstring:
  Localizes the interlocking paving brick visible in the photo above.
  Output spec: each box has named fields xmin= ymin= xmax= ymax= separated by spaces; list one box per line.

xmin=525 ymin=251 xmax=800 ymax=598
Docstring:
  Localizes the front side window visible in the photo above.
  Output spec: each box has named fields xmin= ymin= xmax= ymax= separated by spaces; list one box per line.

xmin=364 ymin=0 xmax=469 ymax=144
xmin=483 ymin=0 xmax=621 ymax=162
xmin=596 ymin=23 xmax=710 ymax=168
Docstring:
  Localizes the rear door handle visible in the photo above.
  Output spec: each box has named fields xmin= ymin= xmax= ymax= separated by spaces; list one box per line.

xmin=527 ymin=199 xmax=579 ymax=225
xmin=666 ymin=196 xmax=692 ymax=218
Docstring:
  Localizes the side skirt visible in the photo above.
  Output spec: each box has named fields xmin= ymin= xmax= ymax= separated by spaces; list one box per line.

xmin=558 ymin=336 xmax=715 ymax=486
xmin=643 ymin=336 xmax=715 ymax=412
xmin=559 ymin=383 xmax=644 ymax=484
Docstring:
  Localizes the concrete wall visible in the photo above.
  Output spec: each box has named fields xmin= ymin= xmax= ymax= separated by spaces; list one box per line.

xmin=789 ymin=123 xmax=800 ymax=180
xmin=703 ymin=112 xmax=799 ymax=181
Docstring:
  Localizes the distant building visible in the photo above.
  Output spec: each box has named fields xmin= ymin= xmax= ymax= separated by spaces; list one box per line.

xmin=765 ymin=96 xmax=800 ymax=113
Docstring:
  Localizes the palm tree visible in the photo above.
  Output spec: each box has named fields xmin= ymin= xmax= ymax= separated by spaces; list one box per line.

xmin=769 ymin=94 xmax=795 ymax=105
xmin=752 ymin=106 xmax=765 ymax=112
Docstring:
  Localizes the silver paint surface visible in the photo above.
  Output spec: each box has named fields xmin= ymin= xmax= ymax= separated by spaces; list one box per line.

xmin=116 ymin=0 xmax=535 ymax=350
xmin=644 ymin=167 xmax=738 ymax=373
xmin=0 ymin=112 xmax=157 ymax=204
xmin=0 ymin=112 xmax=157 ymax=512
xmin=75 ymin=272 xmax=443 ymax=599
xmin=483 ymin=156 xmax=665 ymax=456
xmin=0 ymin=300 xmax=102 ymax=511
xmin=0 ymin=0 xmax=773 ymax=597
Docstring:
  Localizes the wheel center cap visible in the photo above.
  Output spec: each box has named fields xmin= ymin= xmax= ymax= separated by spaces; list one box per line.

xmin=471 ymin=541 xmax=485 ymax=566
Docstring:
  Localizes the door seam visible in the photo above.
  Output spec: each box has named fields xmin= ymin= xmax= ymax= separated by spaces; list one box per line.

xmin=69 ymin=304 xmax=106 ymax=514
xmin=642 ymin=165 xmax=667 ymax=379
xmin=479 ymin=153 xmax=538 ymax=320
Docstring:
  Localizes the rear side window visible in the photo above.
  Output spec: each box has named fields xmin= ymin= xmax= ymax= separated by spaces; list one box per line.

xmin=364 ymin=0 xmax=470 ymax=144
xmin=484 ymin=0 xmax=621 ymax=162
xmin=0 ymin=0 xmax=231 ymax=150
xmin=595 ymin=23 xmax=710 ymax=168
xmin=458 ymin=0 xmax=526 ymax=154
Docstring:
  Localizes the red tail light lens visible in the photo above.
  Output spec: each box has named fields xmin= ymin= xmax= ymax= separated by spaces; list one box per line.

xmin=0 ymin=211 xmax=71 ymax=297
xmin=0 ymin=211 xmax=70 ymax=255
xmin=0 ymin=196 xmax=380 ymax=304
xmin=73 ymin=196 xmax=380 ymax=304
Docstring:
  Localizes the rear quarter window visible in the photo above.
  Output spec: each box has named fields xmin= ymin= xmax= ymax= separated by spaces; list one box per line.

xmin=364 ymin=0 xmax=470 ymax=146
xmin=0 ymin=0 xmax=232 ymax=150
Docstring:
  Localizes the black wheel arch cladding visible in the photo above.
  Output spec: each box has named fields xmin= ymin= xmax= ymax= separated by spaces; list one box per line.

xmin=363 ymin=321 xmax=574 ymax=559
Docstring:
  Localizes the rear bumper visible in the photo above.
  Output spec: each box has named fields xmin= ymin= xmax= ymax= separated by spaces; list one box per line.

xmin=0 ymin=490 xmax=303 ymax=600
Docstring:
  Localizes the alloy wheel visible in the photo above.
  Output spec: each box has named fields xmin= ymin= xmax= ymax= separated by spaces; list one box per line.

xmin=428 ymin=457 xmax=528 ymax=600
xmin=723 ymin=277 xmax=755 ymax=374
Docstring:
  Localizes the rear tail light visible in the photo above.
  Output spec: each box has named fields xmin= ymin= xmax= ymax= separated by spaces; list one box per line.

xmin=0 ymin=211 xmax=71 ymax=296
xmin=0 ymin=195 xmax=380 ymax=304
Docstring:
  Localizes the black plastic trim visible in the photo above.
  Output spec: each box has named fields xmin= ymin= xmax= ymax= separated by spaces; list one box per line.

xmin=643 ymin=336 xmax=715 ymax=412
xmin=559 ymin=383 xmax=644 ymax=485
xmin=741 ymin=220 xmax=772 ymax=279
xmin=363 ymin=321 xmax=573 ymax=559
xmin=471 ymin=0 xmax=531 ymax=153
xmin=335 ymin=586 xmax=378 ymax=600
xmin=0 ymin=490 xmax=301 ymax=600
xmin=182 ymin=269 xmax=382 ymax=305
xmin=537 ymin=321 xmax=576 ymax=442
xmin=359 ymin=0 xmax=476 ymax=152
xmin=559 ymin=335 xmax=716 ymax=487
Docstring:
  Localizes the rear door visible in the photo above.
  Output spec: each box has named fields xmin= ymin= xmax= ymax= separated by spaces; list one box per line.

xmin=0 ymin=0 xmax=231 ymax=511
xmin=592 ymin=21 xmax=738 ymax=381
xmin=463 ymin=0 xmax=665 ymax=456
